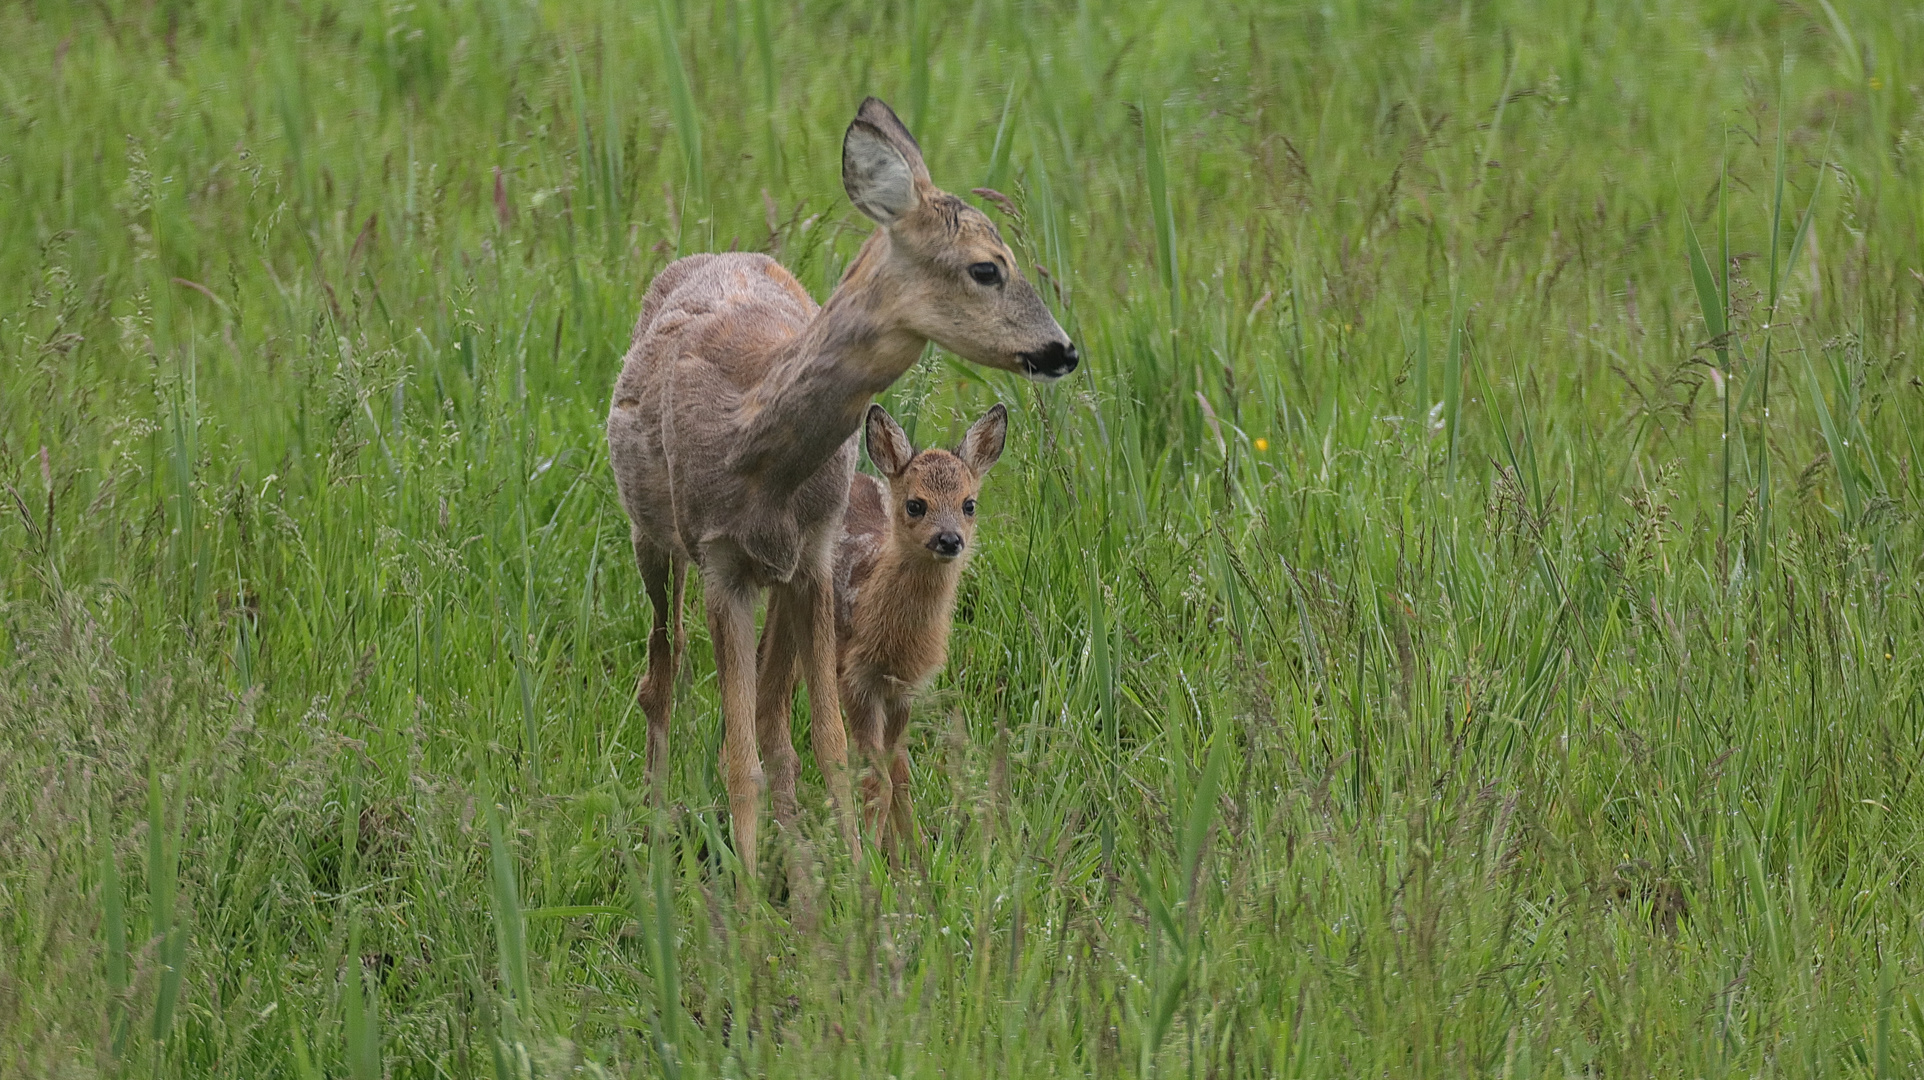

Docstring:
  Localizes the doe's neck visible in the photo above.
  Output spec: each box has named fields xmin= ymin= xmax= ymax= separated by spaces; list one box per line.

xmin=732 ymin=232 xmax=928 ymax=495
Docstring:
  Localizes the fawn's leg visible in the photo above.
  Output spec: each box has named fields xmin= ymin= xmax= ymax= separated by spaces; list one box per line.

xmin=882 ymin=698 xmax=918 ymax=860
xmin=703 ymin=570 xmax=764 ymax=890
xmin=846 ymin=684 xmax=891 ymax=840
xmin=633 ymin=532 xmax=681 ymax=793
xmin=753 ymin=591 xmax=802 ymax=825
xmin=795 ymin=569 xmax=860 ymax=858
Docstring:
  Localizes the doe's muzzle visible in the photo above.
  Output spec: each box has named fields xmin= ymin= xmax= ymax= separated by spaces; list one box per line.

xmin=1019 ymin=340 xmax=1079 ymax=381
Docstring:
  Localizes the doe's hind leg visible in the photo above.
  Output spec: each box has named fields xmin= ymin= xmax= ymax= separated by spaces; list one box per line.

xmin=633 ymin=534 xmax=684 ymax=793
xmin=702 ymin=570 xmax=766 ymax=890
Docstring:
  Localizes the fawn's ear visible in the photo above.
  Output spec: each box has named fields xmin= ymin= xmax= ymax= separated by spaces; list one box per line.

xmin=843 ymin=98 xmax=928 ymax=225
xmin=865 ymin=403 xmax=915 ymax=478
xmin=959 ymin=404 xmax=1008 ymax=476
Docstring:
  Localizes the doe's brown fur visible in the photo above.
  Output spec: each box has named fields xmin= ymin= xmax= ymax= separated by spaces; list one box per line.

xmin=832 ymin=403 xmax=1007 ymax=853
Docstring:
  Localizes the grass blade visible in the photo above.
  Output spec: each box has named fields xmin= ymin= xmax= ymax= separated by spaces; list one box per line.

xmin=1781 ymin=150 xmax=1827 ymax=301
xmin=1143 ymin=98 xmax=1180 ymax=333
xmin=984 ymin=79 xmax=1021 ymax=192
xmin=655 ymin=0 xmax=705 ymax=242
xmin=750 ymin=0 xmax=781 ymax=182
xmin=1413 ymin=317 xmax=1430 ymax=428
xmin=600 ymin=54 xmax=625 ymax=261
xmin=624 ymin=831 xmax=684 ymax=1080
xmin=1444 ymin=286 xmax=1464 ymax=487
xmin=1753 ymin=89 xmax=1828 ymax=569
xmin=575 ymin=508 xmax=603 ymax=683
xmin=750 ymin=0 xmax=777 ymax=108
xmin=907 ymin=0 xmax=930 ymax=135
xmin=146 ymin=769 xmax=185 ymax=1050
xmin=1803 ymin=354 xmax=1860 ymax=526
xmin=1753 ymin=79 xmax=1791 ymax=567
xmin=514 ymin=460 xmax=544 ymax=789
xmin=100 ymin=816 xmax=129 ymax=1059
xmin=1087 ymin=561 xmax=1117 ymax=761
xmin=1029 ymin=142 xmax=1068 ymax=309
xmin=343 ymin=912 xmax=382 ymax=1080
xmin=1875 ymin=947 xmax=1895 ymax=1079
xmin=1178 ymin=736 xmax=1229 ymax=907
xmin=487 ymin=798 xmax=533 ymax=1018
xmin=1682 ymin=203 xmax=1727 ymax=351
xmin=289 ymin=1015 xmax=324 ymax=1080
xmin=340 ymin=755 xmax=362 ymax=888
xmin=566 ymin=50 xmax=601 ymax=258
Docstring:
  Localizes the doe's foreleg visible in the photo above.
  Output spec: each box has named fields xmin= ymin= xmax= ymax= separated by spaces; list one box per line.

xmin=796 ymin=570 xmax=860 ymax=858
xmin=633 ymin=535 xmax=682 ymax=793
xmin=703 ymin=570 xmax=765 ymax=891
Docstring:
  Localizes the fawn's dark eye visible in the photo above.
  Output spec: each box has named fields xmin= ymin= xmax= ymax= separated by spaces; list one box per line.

xmin=968 ymin=262 xmax=1001 ymax=286
xmin=962 ymin=498 xmax=977 ymax=516
xmin=905 ymin=498 xmax=927 ymax=518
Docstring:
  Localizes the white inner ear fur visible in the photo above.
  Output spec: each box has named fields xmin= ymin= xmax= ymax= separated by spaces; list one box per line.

xmin=844 ymin=127 xmax=918 ymax=225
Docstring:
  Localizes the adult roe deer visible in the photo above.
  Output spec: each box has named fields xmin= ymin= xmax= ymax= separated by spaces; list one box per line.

xmin=828 ymin=403 xmax=1007 ymax=856
xmin=607 ymin=98 xmax=1077 ymax=883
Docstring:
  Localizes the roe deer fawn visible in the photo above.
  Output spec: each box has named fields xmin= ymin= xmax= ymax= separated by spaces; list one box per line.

xmin=607 ymin=98 xmax=1076 ymax=885
xmin=830 ymin=403 xmax=1007 ymax=854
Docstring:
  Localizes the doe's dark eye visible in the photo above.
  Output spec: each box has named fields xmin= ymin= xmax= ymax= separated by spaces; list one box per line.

xmin=905 ymin=498 xmax=927 ymax=518
xmin=968 ymin=262 xmax=1002 ymax=286
xmin=962 ymin=498 xmax=977 ymax=516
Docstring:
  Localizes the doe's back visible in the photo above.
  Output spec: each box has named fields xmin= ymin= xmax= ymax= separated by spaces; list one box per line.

xmin=625 ymin=252 xmax=819 ymax=392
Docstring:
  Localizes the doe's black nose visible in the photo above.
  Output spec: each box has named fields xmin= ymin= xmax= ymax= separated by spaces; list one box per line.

xmin=1019 ymin=340 xmax=1080 ymax=380
xmin=929 ymin=531 xmax=964 ymax=557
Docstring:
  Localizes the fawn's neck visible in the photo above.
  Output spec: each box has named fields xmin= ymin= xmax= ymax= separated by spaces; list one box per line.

xmin=859 ymin=541 xmax=964 ymax=673
xmin=733 ymin=232 xmax=926 ymax=495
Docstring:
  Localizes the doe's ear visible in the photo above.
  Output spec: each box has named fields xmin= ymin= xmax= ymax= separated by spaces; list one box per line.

xmin=843 ymin=122 xmax=918 ymax=225
xmin=853 ymin=98 xmax=930 ymax=178
xmin=843 ymin=98 xmax=929 ymax=225
xmin=865 ymin=404 xmax=915 ymax=478
xmin=958 ymin=404 xmax=1008 ymax=476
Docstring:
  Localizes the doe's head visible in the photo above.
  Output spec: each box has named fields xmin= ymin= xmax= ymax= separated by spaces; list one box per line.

xmin=842 ymin=98 xmax=1078 ymax=382
xmin=864 ymin=403 xmax=1008 ymax=563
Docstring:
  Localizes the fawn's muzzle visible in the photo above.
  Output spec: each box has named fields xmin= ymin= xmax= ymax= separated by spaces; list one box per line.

xmin=1019 ymin=340 xmax=1079 ymax=381
xmin=928 ymin=531 xmax=964 ymax=558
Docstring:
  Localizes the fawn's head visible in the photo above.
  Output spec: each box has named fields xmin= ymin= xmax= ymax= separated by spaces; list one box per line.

xmin=842 ymin=99 xmax=1078 ymax=381
xmin=865 ymin=403 xmax=1008 ymax=563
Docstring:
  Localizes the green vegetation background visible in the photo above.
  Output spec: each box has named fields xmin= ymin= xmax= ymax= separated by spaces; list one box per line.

xmin=3 ymin=0 xmax=1923 ymax=1075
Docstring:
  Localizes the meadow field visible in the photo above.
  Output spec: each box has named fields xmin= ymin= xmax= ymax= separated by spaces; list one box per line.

xmin=4 ymin=0 xmax=1924 ymax=1074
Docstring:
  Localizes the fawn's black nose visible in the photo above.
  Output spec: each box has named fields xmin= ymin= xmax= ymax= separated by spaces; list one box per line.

xmin=1019 ymin=340 xmax=1079 ymax=380
xmin=928 ymin=531 xmax=964 ymax=558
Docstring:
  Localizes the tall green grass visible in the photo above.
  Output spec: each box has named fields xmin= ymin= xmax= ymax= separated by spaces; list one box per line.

xmin=3 ymin=0 xmax=1924 ymax=1076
